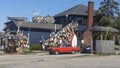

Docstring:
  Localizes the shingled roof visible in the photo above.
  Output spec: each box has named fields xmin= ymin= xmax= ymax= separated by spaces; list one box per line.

xmin=14 ymin=21 xmax=62 ymax=30
xmin=91 ymin=26 xmax=119 ymax=33
xmin=54 ymin=4 xmax=89 ymax=17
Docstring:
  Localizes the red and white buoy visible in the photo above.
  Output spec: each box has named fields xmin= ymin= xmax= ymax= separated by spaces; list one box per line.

xmin=70 ymin=32 xmax=77 ymax=47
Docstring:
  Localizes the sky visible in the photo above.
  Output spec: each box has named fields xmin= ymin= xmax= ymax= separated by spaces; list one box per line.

xmin=0 ymin=0 xmax=120 ymax=31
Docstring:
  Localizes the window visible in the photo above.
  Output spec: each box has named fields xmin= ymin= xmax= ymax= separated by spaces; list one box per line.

xmin=78 ymin=18 xmax=83 ymax=25
xmin=77 ymin=32 xmax=83 ymax=39
xmin=6 ymin=28 xmax=11 ymax=33
xmin=73 ymin=17 xmax=86 ymax=25
xmin=78 ymin=18 xmax=87 ymax=25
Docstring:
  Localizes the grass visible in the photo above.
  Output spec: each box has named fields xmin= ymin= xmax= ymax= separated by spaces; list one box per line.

xmin=22 ymin=49 xmax=47 ymax=55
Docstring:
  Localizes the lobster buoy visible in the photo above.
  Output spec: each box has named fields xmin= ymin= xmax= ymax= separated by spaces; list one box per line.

xmin=70 ymin=32 xmax=77 ymax=47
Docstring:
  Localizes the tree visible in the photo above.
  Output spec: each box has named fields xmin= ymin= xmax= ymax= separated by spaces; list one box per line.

xmin=93 ymin=0 xmax=120 ymax=41
xmin=95 ymin=0 xmax=119 ymax=26
xmin=111 ymin=13 xmax=120 ymax=44
xmin=112 ymin=12 xmax=120 ymax=34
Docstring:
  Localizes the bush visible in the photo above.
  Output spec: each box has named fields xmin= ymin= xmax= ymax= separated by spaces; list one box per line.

xmin=115 ymin=45 xmax=120 ymax=50
xmin=30 ymin=44 xmax=42 ymax=50
xmin=16 ymin=47 xmax=23 ymax=54
xmin=0 ymin=50 xmax=5 ymax=55
xmin=16 ymin=47 xmax=32 ymax=54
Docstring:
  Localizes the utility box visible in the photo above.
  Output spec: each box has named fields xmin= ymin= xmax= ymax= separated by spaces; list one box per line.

xmin=96 ymin=40 xmax=115 ymax=54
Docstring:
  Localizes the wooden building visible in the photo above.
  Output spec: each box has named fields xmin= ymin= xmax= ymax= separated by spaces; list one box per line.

xmin=3 ymin=19 xmax=62 ymax=45
xmin=3 ymin=1 xmax=94 ymax=47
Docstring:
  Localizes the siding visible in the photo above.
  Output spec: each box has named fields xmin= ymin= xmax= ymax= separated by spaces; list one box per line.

xmin=23 ymin=31 xmax=51 ymax=45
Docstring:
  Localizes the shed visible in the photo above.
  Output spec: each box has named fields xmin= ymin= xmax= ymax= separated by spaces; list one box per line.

xmin=91 ymin=26 xmax=118 ymax=54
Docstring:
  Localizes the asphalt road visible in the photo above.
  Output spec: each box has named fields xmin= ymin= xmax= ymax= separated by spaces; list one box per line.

xmin=0 ymin=54 xmax=120 ymax=68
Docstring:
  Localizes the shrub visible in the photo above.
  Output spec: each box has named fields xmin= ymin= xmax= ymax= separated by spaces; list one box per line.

xmin=115 ymin=45 xmax=120 ymax=50
xmin=30 ymin=44 xmax=42 ymax=50
xmin=0 ymin=50 xmax=5 ymax=55
xmin=16 ymin=47 xmax=23 ymax=54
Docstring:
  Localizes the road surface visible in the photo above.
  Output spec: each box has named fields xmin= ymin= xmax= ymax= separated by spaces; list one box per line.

xmin=0 ymin=54 xmax=120 ymax=68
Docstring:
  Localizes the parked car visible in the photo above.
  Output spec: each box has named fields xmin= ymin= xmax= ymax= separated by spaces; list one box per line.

xmin=81 ymin=45 xmax=91 ymax=53
xmin=49 ymin=44 xmax=79 ymax=55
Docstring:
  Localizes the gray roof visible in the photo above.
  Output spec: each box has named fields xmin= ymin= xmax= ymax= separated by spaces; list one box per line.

xmin=91 ymin=26 xmax=119 ymax=32
xmin=14 ymin=21 xmax=62 ymax=30
xmin=54 ymin=4 xmax=89 ymax=17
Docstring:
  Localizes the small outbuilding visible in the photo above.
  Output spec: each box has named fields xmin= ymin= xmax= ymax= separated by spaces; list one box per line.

xmin=91 ymin=26 xmax=118 ymax=54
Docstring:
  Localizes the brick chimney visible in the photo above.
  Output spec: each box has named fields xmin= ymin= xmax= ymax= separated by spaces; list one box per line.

xmin=83 ymin=0 xmax=94 ymax=45
xmin=88 ymin=0 xmax=94 ymax=29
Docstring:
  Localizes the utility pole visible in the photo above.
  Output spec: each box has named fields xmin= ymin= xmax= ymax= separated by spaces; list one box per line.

xmin=55 ymin=24 xmax=56 ymax=32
